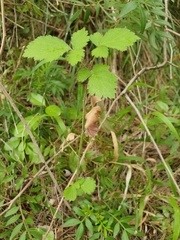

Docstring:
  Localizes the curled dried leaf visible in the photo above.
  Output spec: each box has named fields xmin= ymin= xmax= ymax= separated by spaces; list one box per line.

xmin=85 ymin=106 xmax=102 ymax=137
xmin=91 ymin=95 xmax=102 ymax=107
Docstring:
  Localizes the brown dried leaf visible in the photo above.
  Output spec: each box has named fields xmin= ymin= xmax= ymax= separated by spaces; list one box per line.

xmin=91 ymin=95 xmax=102 ymax=107
xmin=85 ymin=106 xmax=102 ymax=137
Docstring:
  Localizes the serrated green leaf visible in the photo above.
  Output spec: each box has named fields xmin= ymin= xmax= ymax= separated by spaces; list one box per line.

xmin=29 ymin=92 xmax=46 ymax=106
xmin=63 ymin=218 xmax=81 ymax=227
xmin=77 ymin=68 xmax=91 ymax=82
xmin=23 ymin=36 xmax=70 ymax=62
xmin=81 ymin=177 xmax=96 ymax=194
xmin=88 ymin=64 xmax=117 ymax=98
xmin=75 ymin=222 xmax=84 ymax=240
xmin=4 ymin=206 xmax=19 ymax=218
xmin=119 ymin=1 xmax=137 ymax=18
xmin=45 ymin=105 xmax=61 ymax=116
xmin=63 ymin=185 xmax=77 ymax=201
xmin=100 ymin=28 xmax=139 ymax=51
xmin=10 ymin=223 xmax=23 ymax=240
xmin=92 ymin=46 xmax=109 ymax=58
xmin=71 ymin=28 xmax=89 ymax=49
xmin=90 ymin=32 xmax=103 ymax=46
xmin=67 ymin=49 xmax=84 ymax=66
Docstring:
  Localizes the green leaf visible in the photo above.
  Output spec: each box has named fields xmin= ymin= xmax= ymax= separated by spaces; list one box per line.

xmin=81 ymin=178 xmax=96 ymax=194
xmin=70 ymin=9 xmax=82 ymax=22
xmin=88 ymin=64 xmax=117 ymax=98
xmin=169 ymin=197 xmax=180 ymax=240
xmin=90 ymin=32 xmax=103 ymax=46
xmin=119 ymin=1 xmax=137 ymax=18
xmin=19 ymin=232 xmax=26 ymax=240
xmin=44 ymin=231 xmax=55 ymax=240
xmin=63 ymin=218 xmax=81 ymax=227
xmin=4 ymin=206 xmax=19 ymax=218
xmin=14 ymin=115 xmax=44 ymax=137
xmin=4 ymin=137 xmax=20 ymax=151
xmin=77 ymin=68 xmax=91 ymax=82
xmin=71 ymin=28 xmax=89 ymax=49
xmin=67 ymin=49 xmax=84 ymax=66
xmin=63 ymin=185 xmax=77 ymax=201
xmin=23 ymin=35 xmax=70 ymax=62
xmin=75 ymin=222 xmax=84 ymax=240
xmin=29 ymin=92 xmax=46 ymax=106
xmin=113 ymin=223 xmax=120 ymax=237
xmin=10 ymin=222 xmax=23 ymax=240
xmin=122 ymin=230 xmax=129 ymax=240
xmin=92 ymin=46 xmax=109 ymax=58
xmin=152 ymin=112 xmax=180 ymax=141
xmin=15 ymin=178 xmax=24 ymax=191
xmin=85 ymin=218 xmax=93 ymax=235
xmin=100 ymin=28 xmax=139 ymax=51
xmin=5 ymin=214 xmax=21 ymax=226
xmin=45 ymin=105 xmax=61 ymax=116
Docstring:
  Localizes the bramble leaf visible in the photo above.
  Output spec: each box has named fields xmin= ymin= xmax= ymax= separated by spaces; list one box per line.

xmin=67 ymin=49 xmax=84 ymax=66
xmin=77 ymin=68 xmax=91 ymax=82
xmin=90 ymin=32 xmax=103 ymax=46
xmin=100 ymin=28 xmax=139 ymax=51
xmin=63 ymin=185 xmax=77 ymax=201
xmin=81 ymin=177 xmax=96 ymax=194
xmin=92 ymin=46 xmax=109 ymax=58
xmin=88 ymin=64 xmax=117 ymax=98
xmin=71 ymin=28 xmax=89 ymax=49
xmin=23 ymin=36 xmax=70 ymax=62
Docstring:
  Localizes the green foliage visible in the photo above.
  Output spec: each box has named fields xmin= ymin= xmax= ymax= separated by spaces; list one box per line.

xmin=63 ymin=178 xmax=96 ymax=201
xmin=23 ymin=27 xmax=139 ymax=98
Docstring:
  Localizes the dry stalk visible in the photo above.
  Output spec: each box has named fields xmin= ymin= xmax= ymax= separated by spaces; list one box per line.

xmin=0 ymin=0 xmax=6 ymax=56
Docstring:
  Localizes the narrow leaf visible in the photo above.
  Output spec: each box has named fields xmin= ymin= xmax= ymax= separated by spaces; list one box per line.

xmin=10 ymin=222 xmax=23 ymax=240
xmin=75 ymin=223 xmax=84 ymax=240
xmin=63 ymin=218 xmax=81 ymax=227
xmin=119 ymin=2 xmax=137 ymax=18
xmin=4 ymin=206 xmax=19 ymax=218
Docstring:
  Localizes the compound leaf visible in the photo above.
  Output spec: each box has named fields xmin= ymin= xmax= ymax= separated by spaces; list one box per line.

xmin=88 ymin=64 xmax=117 ymax=98
xmin=81 ymin=177 xmax=96 ymax=194
xmin=71 ymin=28 xmax=89 ymax=49
xmin=23 ymin=35 xmax=70 ymax=62
xmin=100 ymin=28 xmax=139 ymax=51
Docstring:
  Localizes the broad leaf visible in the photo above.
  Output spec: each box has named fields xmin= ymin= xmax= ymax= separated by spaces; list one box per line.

xmin=23 ymin=35 xmax=70 ymax=62
xmin=81 ymin=177 xmax=96 ymax=194
xmin=88 ymin=64 xmax=117 ymax=98
xmin=63 ymin=185 xmax=77 ymax=201
xmin=92 ymin=46 xmax=108 ymax=58
xmin=67 ymin=49 xmax=84 ymax=66
xmin=71 ymin=28 xmax=89 ymax=49
xmin=100 ymin=28 xmax=139 ymax=51
xmin=90 ymin=32 xmax=103 ymax=46
xmin=29 ymin=92 xmax=46 ymax=106
xmin=45 ymin=105 xmax=61 ymax=116
xmin=77 ymin=68 xmax=91 ymax=82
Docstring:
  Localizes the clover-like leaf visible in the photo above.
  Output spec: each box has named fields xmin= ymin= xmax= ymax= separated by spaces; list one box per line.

xmin=88 ymin=64 xmax=117 ymax=98
xmin=23 ymin=35 xmax=70 ymax=62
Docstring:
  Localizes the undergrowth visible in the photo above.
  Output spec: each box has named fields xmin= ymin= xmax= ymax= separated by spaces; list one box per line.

xmin=0 ymin=0 xmax=180 ymax=240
